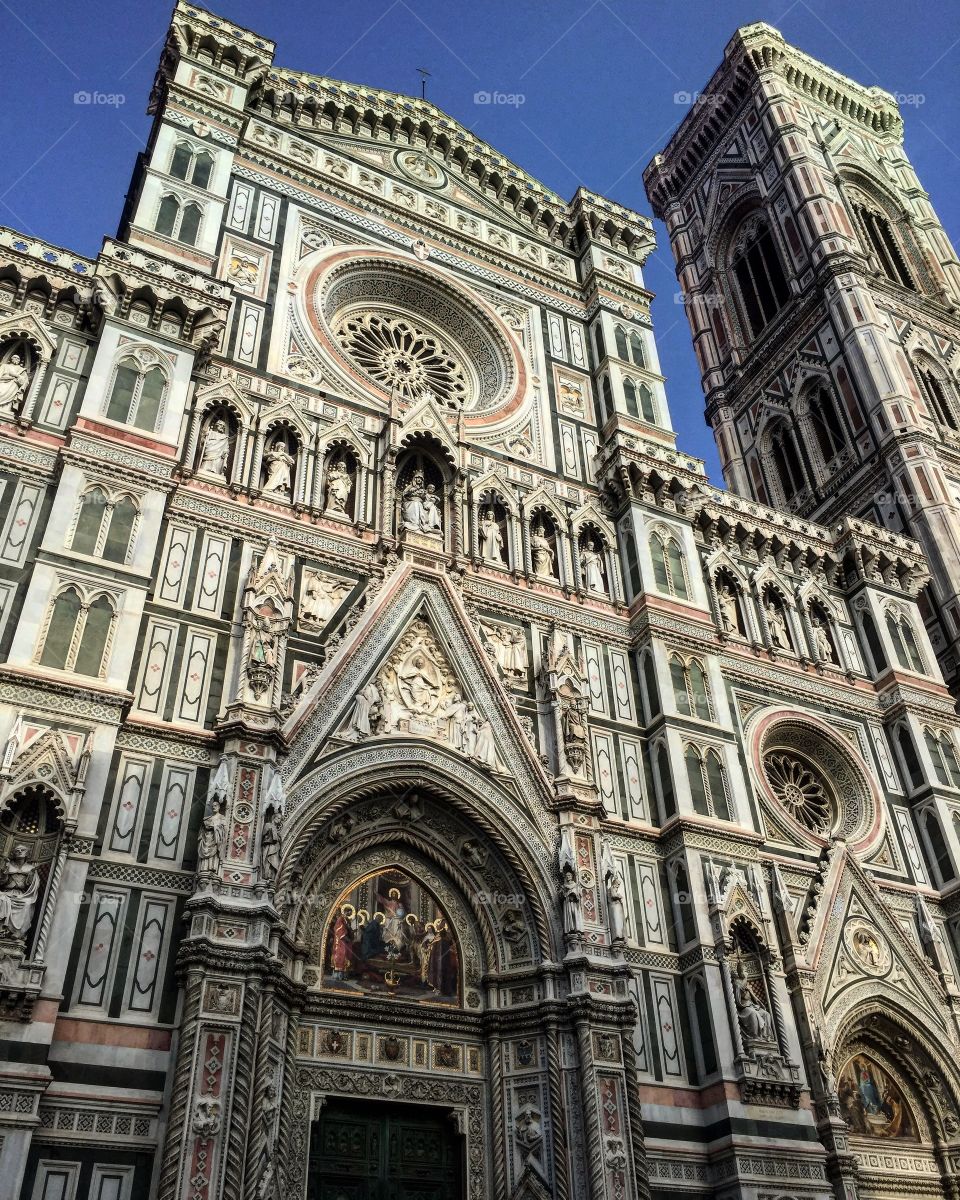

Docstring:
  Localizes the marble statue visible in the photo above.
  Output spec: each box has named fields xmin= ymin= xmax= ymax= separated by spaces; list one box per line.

xmin=199 ymin=418 xmax=231 ymax=477
xmin=766 ymin=600 xmax=791 ymax=649
xmin=324 ymin=459 xmax=353 ymax=516
xmin=197 ymin=797 xmax=226 ymax=876
xmin=347 ymin=681 xmax=381 ymax=739
xmin=606 ymin=867 xmax=626 ymax=944
xmin=561 ymin=861 xmax=583 ymax=936
xmin=263 ymin=442 xmax=295 ymax=496
xmin=812 ymin=616 xmax=835 ymax=662
xmin=0 ymin=844 xmax=39 ymax=940
xmin=480 ymin=508 xmax=505 ymax=563
xmin=580 ymin=539 xmax=606 ymax=593
xmin=531 ymin=523 xmax=555 ymax=576
xmin=259 ymin=806 xmax=282 ymax=882
xmin=717 ymin=584 xmax=739 ymax=634
xmin=402 ymin=472 xmax=442 ymax=535
xmin=0 ymin=355 xmax=30 ymax=413
xmin=734 ymin=967 xmax=775 ymax=1043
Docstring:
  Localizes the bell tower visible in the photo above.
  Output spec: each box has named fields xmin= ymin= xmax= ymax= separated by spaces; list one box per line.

xmin=645 ymin=23 xmax=960 ymax=687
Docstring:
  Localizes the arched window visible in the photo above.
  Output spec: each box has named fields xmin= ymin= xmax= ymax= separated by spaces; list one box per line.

xmin=671 ymin=863 xmax=696 ymax=944
xmin=916 ymin=367 xmax=958 ymax=431
xmin=770 ymin=420 xmax=806 ymax=502
xmin=860 ymin=611 xmax=887 ymax=673
xmin=886 ymin=608 xmax=925 ymax=673
xmin=593 ymin=323 xmax=606 ymax=361
xmin=155 ymin=195 xmax=203 ymax=246
xmin=169 ymin=143 xmax=193 ymax=181
xmin=624 ymin=379 xmax=656 ymax=423
xmin=670 ymin=656 xmax=712 ymax=721
xmin=925 ymin=810 xmax=956 ymax=883
xmin=70 ymin=489 xmax=138 ymax=562
xmin=600 ymin=375 xmax=613 ymax=423
xmin=686 ymin=745 xmax=710 ymax=816
xmin=896 ymin=724 xmax=924 ymax=790
xmin=71 ymin=487 xmax=108 ymax=556
xmin=730 ymin=218 xmax=790 ymax=337
xmin=629 ymin=331 xmax=645 ymax=368
xmin=656 ymin=743 xmax=676 ymax=819
xmin=642 ymin=653 xmax=660 ymax=720
xmin=614 ymin=325 xmax=629 ymax=360
xmin=690 ymin=977 xmax=718 ymax=1077
xmin=650 ymin=532 xmax=688 ymax=599
xmin=810 ymin=386 xmax=847 ymax=460
xmin=105 ymin=358 xmax=167 ymax=432
xmin=924 ymin=729 xmax=960 ymax=788
xmin=38 ymin=587 xmax=116 ymax=676
xmin=852 ymin=202 xmax=915 ymax=290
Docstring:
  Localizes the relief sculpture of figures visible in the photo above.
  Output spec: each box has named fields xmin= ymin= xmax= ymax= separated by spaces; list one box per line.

xmin=0 ymin=355 xmax=30 ymax=414
xmin=0 ymin=845 xmax=39 ymax=941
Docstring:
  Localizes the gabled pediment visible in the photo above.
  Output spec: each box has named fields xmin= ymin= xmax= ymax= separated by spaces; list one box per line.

xmin=281 ymin=564 xmax=554 ymax=830
xmin=810 ymin=845 xmax=952 ymax=1036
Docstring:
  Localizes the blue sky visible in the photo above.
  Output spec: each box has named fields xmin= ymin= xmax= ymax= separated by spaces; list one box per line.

xmin=1 ymin=0 xmax=957 ymax=481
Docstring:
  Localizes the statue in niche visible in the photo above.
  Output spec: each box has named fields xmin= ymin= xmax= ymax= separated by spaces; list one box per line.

xmin=300 ymin=572 xmax=350 ymax=629
xmin=812 ymin=616 xmax=835 ymax=663
xmin=323 ymin=459 xmax=353 ymax=516
xmin=346 ymin=680 xmax=381 ymax=739
xmin=262 ymin=439 xmax=296 ymax=497
xmin=580 ymin=539 xmax=606 ymax=593
xmin=197 ymin=797 xmax=227 ymax=876
xmin=0 ymin=844 xmax=39 ymax=941
xmin=734 ymin=963 xmax=775 ymax=1044
xmin=561 ymin=695 xmax=590 ymax=776
xmin=717 ymin=584 xmax=739 ymax=634
xmin=531 ymin=522 xmax=555 ymax=577
xmin=479 ymin=508 xmax=505 ymax=563
xmin=0 ymin=354 xmax=30 ymax=413
xmin=515 ymin=1106 xmax=544 ymax=1158
xmin=401 ymin=470 xmax=442 ymax=535
xmin=766 ymin=599 xmax=791 ymax=649
xmin=259 ymin=806 xmax=282 ymax=882
xmin=606 ymin=867 xmax=627 ymax=945
xmin=561 ymin=859 xmax=583 ymax=937
xmin=199 ymin=417 xmax=232 ymax=478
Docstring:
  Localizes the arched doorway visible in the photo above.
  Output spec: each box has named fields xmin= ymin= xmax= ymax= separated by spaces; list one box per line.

xmin=279 ymin=775 xmax=559 ymax=1200
xmin=832 ymin=1010 xmax=960 ymax=1199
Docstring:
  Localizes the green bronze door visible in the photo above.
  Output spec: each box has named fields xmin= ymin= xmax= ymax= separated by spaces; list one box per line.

xmin=308 ymin=1099 xmax=464 ymax=1200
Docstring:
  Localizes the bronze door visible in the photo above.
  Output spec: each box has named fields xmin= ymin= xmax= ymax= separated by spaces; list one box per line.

xmin=308 ymin=1099 xmax=464 ymax=1200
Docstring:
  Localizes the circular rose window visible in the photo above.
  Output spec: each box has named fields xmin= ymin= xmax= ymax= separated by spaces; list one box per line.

xmin=302 ymin=252 xmax=523 ymax=417
xmin=762 ymin=751 xmax=833 ymax=832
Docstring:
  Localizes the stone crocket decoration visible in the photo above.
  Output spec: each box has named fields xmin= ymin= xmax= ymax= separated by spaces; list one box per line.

xmin=0 ymin=844 xmax=40 ymax=941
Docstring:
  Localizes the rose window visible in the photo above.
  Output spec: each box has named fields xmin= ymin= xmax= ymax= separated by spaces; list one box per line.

xmin=332 ymin=311 xmax=469 ymax=407
xmin=762 ymin=751 xmax=833 ymax=832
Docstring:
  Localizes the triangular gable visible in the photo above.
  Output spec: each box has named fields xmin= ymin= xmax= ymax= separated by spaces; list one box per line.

xmin=281 ymin=564 xmax=554 ymax=832
xmin=809 ymin=846 xmax=953 ymax=1036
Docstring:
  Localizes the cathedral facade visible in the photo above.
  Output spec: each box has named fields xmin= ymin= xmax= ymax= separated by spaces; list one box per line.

xmin=0 ymin=6 xmax=958 ymax=1200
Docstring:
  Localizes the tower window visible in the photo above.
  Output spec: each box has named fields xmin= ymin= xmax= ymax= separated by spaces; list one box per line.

xmin=811 ymin=386 xmax=847 ymax=460
xmin=730 ymin=219 xmax=790 ymax=337
xmin=917 ymin=368 xmax=958 ymax=431
xmin=853 ymin=203 xmax=915 ymax=290
xmin=651 ymin=532 xmax=689 ymax=599
xmin=769 ymin=421 xmax=806 ymax=501
xmin=155 ymin=195 xmax=203 ymax=246
xmin=105 ymin=358 xmax=168 ymax=432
